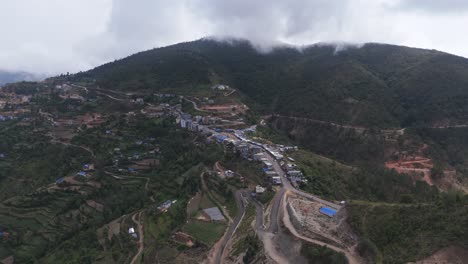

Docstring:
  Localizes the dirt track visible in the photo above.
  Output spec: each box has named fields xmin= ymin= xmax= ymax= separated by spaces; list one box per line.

xmin=385 ymin=157 xmax=434 ymax=185
xmin=130 ymin=212 xmax=144 ymax=264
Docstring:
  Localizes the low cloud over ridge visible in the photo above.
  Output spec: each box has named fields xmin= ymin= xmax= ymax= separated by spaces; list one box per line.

xmin=1 ymin=0 xmax=468 ymax=74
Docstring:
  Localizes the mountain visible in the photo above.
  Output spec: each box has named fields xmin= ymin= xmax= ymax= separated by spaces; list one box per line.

xmin=76 ymin=38 xmax=468 ymax=128
xmin=0 ymin=70 xmax=42 ymax=86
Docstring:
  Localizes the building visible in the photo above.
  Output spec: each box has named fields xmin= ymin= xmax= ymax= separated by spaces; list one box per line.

xmin=203 ymin=207 xmax=225 ymax=221
xmin=211 ymin=84 xmax=228 ymax=90
xmin=253 ymin=153 xmax=264 ymax=161
xmin=255 ymin=185 xmax=266 ymax=194
xmin=225 ymin=170 xmax=235 ymax=177
xmin=83 ymin=164 xmax=95 ymax=171
xmin=319 ymin=207 xmax=337 ymax=217
xmin=249 ymin=145 xmax=263 ymax=155
xmin=265 ymin=171 xmax=278 ymax=178
xmin=134 ymin=98 xmax=144 ymax=104
xmin=272 ymin=176 xmax=282 ymax=185
xmin=128 ymin=227 xmax=137 ymax=238
xmin=236 ymin=143 xmax=250 ymax=157
xmin=287 ymin=170 xmax=303 ymax=177
xmin=263 ymin=161 xmax=273 ymax=170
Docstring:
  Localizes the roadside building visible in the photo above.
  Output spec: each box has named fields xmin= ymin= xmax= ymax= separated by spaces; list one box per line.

xmin=203 ymin=207 xmax=225 ymax=221
xmin=272 ymin=176 xmax=282 ymax=185
xmin=255 ymin=185 xmax=266 ymax=194
xmin=263 ymin=161 xmax=273 ymax=170
xmin=253 ymin=153 xmax=264 ymax=161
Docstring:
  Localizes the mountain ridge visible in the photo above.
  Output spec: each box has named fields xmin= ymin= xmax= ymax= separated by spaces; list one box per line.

xmin=74 ymin=38 xmax=468 ymax=128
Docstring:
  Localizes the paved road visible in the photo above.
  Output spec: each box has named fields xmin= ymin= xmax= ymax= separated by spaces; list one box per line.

xmin=265 ymin=153 xmax=341 ymax=210
xmin=213 ymin=190 xmax=248 ymax=264
xmin=267 ymin=188 xmax=285 ymax=233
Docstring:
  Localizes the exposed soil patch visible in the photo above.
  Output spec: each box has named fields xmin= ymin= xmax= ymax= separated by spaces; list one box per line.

xmin=413 ymin=246 xmax=468 ymax=264
xmin=385 ymin=156 xmax=434 ymax=186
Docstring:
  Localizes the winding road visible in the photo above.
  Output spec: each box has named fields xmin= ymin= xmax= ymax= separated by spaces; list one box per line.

xmin=130 ymin=212 xmax=144 ymax=264
xmin=212 ymin=190 xmax=248 ymax=264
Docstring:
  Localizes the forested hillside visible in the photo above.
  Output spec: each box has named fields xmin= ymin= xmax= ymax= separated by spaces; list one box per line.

xmin=76 ymin=38 xmax=468 ymax=128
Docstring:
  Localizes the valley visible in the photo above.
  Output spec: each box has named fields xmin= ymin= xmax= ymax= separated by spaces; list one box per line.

xmin=0 ymin=39 xmax=467 ymax=264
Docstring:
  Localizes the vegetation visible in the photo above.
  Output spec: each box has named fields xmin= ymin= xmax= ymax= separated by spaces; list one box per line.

xmin=301 ymin=243 xmax=348 ymax=264
xmin=74 ymin=39 xmax=468 ymax=128
xmin=291 ymin=150 xmax=438 ymax=202
xmin=348 ymin=195 xmax=468 ymax=264
xmin=183 ymin=220 xmax=226 ymax=247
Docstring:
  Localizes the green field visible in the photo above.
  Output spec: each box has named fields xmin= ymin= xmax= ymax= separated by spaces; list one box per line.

xmin=183 ymin=220 xmax=226 ymax=247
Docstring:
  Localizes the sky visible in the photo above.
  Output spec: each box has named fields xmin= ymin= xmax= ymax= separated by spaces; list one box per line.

xmin=1 ymin=0 xmax=468 ymax=75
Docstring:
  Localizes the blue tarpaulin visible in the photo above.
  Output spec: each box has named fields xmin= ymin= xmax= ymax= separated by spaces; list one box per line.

xmin=319 ymin=207 xmax=337 ymax=217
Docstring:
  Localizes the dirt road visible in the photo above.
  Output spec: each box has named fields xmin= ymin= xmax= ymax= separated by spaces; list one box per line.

xmin=50 ymin=139 xmax=95 ymax=158
xmin=130 ymin=212 xmax=144 ymax=264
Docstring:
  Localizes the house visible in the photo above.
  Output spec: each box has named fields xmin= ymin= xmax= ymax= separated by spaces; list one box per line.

xmin=271 ymin=152 xmax=284 ymax=160
xmin=180 ymin=118 xmax=187 ymax=128
xmin=157 ymin=200 xmax=173 ymax=212
xmin=211 ymin=84 xmax=229 ymax=90
xmin=128 ymin=227 xmax=137 ymax=238
xmin=287 ymin=170 xmax=303 ymax=177
xmin=203 ymin=207 xmax=225 ymax=221
xmin=213 ymin=134 xmax=228 ymax=143
xmin=265 ymin=171 xmax=278 ymax=178
xmin=134 ymin=98 xmax=144 ymax=104
xmin=76 ymin=171 xmax=87 ymax=177
xmin=263 ymin=161 xmax=273 ymax=170
xmin=249 ymin=145 xmax=263 ymax=155
xmin=83 ymin=164 xmax=95 ymax=171
xmin=272 ymin=176 xmax=282 ymax=185
xmin=285 ymin=163 xmax=297 ymax=171
xmin=255 ymin=185 xmax=266 ymax=194
xmin=225 ymin=170 xmax=235 ymax=177
xmin=56 ymin=177 xmax=64 ymax=185
xmin=236 ymin=143 xmax=250 ymax=156
xmin=253 ymin=153 xmax=264 ymax=161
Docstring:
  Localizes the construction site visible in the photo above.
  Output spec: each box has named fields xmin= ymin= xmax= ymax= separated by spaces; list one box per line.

xmin=285 ymin=195 xmax=358 ymax=253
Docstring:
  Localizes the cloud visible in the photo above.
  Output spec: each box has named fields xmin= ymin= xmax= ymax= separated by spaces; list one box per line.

xmin=395 ymin=0 xmax=468 ymax=13
xmin=1 ymin=0 xmax=468 ymax=75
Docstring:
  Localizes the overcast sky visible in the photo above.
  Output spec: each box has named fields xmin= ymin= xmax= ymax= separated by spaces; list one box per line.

xmin=1 ymin=0 xmax=468 ymax=75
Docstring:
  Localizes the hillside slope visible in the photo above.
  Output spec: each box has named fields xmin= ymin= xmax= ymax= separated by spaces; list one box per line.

xmin=76 ymin=38 xmax=468 ymax=128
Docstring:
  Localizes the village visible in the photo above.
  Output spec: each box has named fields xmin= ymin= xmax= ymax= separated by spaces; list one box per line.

xmin=0 ymin=80 xmax=354 ymax=263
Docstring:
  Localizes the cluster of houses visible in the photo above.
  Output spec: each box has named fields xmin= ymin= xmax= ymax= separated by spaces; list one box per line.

xmin=0 ymin=93 xmax=31 ymax=109
xmin=281 ymin=158 xmax=308 ymax=187
xmin=0 ymin=115 xmax=16 ymax=121
xmin=177 ymin=112 xmax=222 ymax=132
